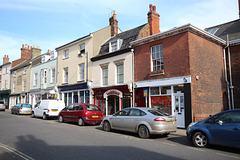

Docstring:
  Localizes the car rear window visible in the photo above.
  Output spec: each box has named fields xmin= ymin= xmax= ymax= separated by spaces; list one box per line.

xmin=22 ymin=104 xmax=31 ymax=108
xmin=0 ymin=101 xmax=4 ymax=104
xmin=85 ymin=105 xmax=101 ymax=111
xmin=148 ymin=109 xmax=169 ymax=116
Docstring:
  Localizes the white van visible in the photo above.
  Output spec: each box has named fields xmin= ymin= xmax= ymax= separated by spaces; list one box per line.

xmin=32 ymin=100 xmax=65 ymax=120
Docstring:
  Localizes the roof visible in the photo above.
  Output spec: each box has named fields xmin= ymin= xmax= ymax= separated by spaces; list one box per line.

xmin=131 ymin=24 xmax=226 ymax=47
xmin=91 ymin=24 xmax=147 ymax=61
xmin=0 ymin=62 xmax=11 ymax=67
xmin=205 ymin=19 xmax=240 ymax=42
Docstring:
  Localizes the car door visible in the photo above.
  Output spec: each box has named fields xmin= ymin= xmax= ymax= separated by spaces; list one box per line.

xmin=72 ymin=104 xmax=82 ymax=122
xmin=34 ymin=101 xmax=41 ymax=117
xmin=206 ymin=111 xmax=240 ymax=147
xmin=124 ymin=109 xmax=143 ymax=132
xmin=110 ymin=109 xmax=129 ymax=129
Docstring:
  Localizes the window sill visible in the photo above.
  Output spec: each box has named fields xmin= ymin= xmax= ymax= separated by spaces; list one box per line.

xmin=62 ymin=82 xmax=68 ymax=85
xmin=77 ymin=80 xmax=85 ymax=83
xmin=150 ymin=70 xmax=164 ymax=76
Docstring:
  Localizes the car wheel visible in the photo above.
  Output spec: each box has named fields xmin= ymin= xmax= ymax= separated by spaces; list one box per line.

xmin=78 ymin=118 xmax=85 ymax=126
xmin=162 ymin=133 xmax=170 ymax=137
xmin=103 ymin=121 xmax=111 ymax=132
xmin=192 ymin=132 xmax=208 ymax=148
xmin=17 ymin=111 xmax=20 ymax=115
xmin=11 ymin=110 xmax=13 ymax=114
xmin=138 ymin=125 xmax=150 ymax=139
xmin=43 ymin=113 xmax=47 ymax=120
xmin=31 ymin=112 xmax=35 ymax=118
xmin=59 ymin=115 xmax=64 ymax=123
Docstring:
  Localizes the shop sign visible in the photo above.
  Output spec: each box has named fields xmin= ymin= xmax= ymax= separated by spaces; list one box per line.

xmin=143 ymin=90 xmax=148 ymax=97
xmin=151 ymin=96 xmax=171 ymax=104
xmin=104 ymin=89 xmax=123 ymax=98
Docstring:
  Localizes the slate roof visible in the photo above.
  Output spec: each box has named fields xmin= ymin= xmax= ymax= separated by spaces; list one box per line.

xmin=205 ymin=19 xmax=240 ymax=41
xmin=91 ymin=24 xmax=147 ymax=61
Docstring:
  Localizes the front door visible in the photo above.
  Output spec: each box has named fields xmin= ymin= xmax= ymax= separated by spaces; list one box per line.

xmin=174 ymin=95 xmax=185 ymax=128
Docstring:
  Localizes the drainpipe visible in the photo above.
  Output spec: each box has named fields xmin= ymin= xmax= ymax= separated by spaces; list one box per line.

xmin=131 ymin=48 xmax=135 ymax=107
xmin=223 ymin=47 xmax=231 ymax=110
xmin=227 ymin=35 xmax=234 ymax=109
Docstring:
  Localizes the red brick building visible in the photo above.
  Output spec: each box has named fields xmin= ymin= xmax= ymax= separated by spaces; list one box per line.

xmin=131 ymin=24 xmax=226 ymax=128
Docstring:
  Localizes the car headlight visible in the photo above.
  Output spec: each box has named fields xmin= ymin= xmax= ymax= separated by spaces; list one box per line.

xmin=187 ymin=122 xmax=197 ymax=132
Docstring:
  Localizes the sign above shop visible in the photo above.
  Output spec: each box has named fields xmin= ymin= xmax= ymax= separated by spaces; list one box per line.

xmin=104 ymin=89 xmax=123 ymax=98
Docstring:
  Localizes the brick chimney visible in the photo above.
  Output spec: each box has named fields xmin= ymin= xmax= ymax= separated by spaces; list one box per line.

xmin=31 ymin=45 xmax=41 ymax=58
xmin=148 ymin=4 xmax=160 ymax=35
xmin=21 ymin=44 xmax=32 ymax=60
xmin=3 ymin=55 xmax=9 ymax=64
xmin=109 ymin=11 xmax=118 ymax=36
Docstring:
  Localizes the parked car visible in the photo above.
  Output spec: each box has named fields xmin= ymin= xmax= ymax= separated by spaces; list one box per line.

xmin=102 ymin=107 xmax=177 ymax=139
xmin=11 ymin=104 xmax=32 ymax=115
xmin=58 ymin=103 xmax=103 ymax=126
xmin=32 ymin=99 xmax=65 ymax=120
xmin=0 ymin=100 xmax=5 ymax=111
xmin=187 ymin=109 xmax=240 ymax=148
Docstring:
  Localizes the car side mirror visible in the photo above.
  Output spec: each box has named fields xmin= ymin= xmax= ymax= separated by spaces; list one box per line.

xmin=218 ymin=120 xmax=223 ymax=125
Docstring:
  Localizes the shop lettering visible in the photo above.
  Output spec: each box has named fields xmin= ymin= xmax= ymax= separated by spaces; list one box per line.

xmin=106 ymin=91 xmax=120 ymax=96
xmin=151 ymin=96 xmax=171 ymax=104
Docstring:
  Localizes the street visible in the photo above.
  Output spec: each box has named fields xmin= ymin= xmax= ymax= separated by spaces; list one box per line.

xmin=0 ymin=111 xmax=239 ymax=160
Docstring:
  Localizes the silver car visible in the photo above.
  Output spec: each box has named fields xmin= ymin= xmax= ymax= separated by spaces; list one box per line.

xmin=102 ymin=107 xmax=177 ymax=138
xmin=0 ymin=100 xmax=5 ymax=111
xmin=11 ymin=104 xmax=32 ymax=115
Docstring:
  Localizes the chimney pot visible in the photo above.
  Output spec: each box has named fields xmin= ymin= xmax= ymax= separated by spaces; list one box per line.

xmin=149 ymin=4 xmax=153 ymax=11
xmin=22 ymin=44 xmax=24 ymax=48
xmin=153 ymin=5 xmax=156 ymax=12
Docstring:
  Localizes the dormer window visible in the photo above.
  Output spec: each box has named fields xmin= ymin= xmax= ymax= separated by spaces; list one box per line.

xmin=109 ymin=39 xmax=123 ymax=52
xmin=80 ymin=44 xmax=85 ymax=54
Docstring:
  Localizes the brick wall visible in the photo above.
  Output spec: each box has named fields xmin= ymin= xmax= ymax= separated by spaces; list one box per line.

xmin=188 ymin=32 xmax=225 ymax=121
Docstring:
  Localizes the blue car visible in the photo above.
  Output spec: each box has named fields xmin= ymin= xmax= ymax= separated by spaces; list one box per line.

xmin=187 ymin=109 xmax=240 ymax=148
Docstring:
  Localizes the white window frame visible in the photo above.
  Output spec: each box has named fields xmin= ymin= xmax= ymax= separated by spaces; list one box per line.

xmin=109 ymin=39 xmax=123 ymax=52
xmin=64 ymin=49 xmax=69 ymax=59
xmin=151 ymin=44 xmax=163 ymax=72
xmin=33 ymin=73 xmax=38 ymax=86
xmin=23 ymin=67 xmax=27 ymax=74
xmin=41 ymin=69 xmax=47 ymax=84
xmin=13 ymin=82 xmax=16 ymax=93
xmin=14 ymin=71 xmax=17 ymax=77
xmin=117 ymin=63 xmax=124 ymax=84
xmin=80 ymin=44 xmax=85 ymax=54
xmin=63 ymin=67 xmax=68 ymax=83
xmin=78 ymin=63 xmax=85 ymax=81
xmin=22 ymin=80 xmax=26 ymax=91
xmin=102 ymin=67 xmax=108 ymax=86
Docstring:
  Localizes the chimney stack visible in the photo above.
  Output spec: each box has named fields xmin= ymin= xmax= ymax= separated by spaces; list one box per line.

xmin=109 ymin=11 xmax=118 ymax=36
xmin=148 ymin=4 xmax=160 ymax=35
xmin=21 ymin=44 xmax=32 ymax=60
xmin=3 ymin=55 xmax=9 ymax=64
xmin=31 ymin=45 xmax=41 ymax=58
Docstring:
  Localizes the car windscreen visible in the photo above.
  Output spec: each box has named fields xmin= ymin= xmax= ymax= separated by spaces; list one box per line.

xmin=22 ymin=104 xmax=31 ymax=108
xmin=148 ymin=109 xmax=169 ymax=116
xmin=85 ymin=105 xmax=101 ymax=111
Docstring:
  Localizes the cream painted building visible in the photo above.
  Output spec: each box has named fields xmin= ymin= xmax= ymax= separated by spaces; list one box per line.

xmin=56 ymin=14 xmax=118 ymax=106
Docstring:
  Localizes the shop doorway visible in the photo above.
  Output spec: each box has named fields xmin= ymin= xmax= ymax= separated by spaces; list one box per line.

xmin=108 ymin=96 xmax=119 ymax=115
xmin=174 ymin=94 xmax=185 ymax=128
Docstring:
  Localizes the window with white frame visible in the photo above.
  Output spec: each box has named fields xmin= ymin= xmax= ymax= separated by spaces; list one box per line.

xmin=51 ymin=68 xmax=55 ymax=83
xmin=33 ymin=73 xmax=38 ymax=86
xmin=50 ymin=51 xmax=55 ymax=59
xmin=23 ymin=67 xmax=27 ymax=74
xmin=22 ymin=80 xmax=26 ymax=91
xmin=13 ymin=82 xmax=16 ymax=93
xmin=63 ymin=67 xmax=68 ymax=83
xmin=117 ymin=64 xmax=124 ymax=84
xmin=41 ymin=69 xmax=47 ymax=84
xmin=5 ymin=80 xmax=8 ymax=89
xmin=78 ymin=63 xmax=85 ymax=81
xmin=102 ymin=67 xmax=108 ymax=86
xmin=109 ymin=39 xmax=123 ymax=52
xmin=64 ymin=49 xmax=69 ymax=59
xmin=151 ymin=44 xmax=163 ymax=72
xmin=80 ymin=44 xmax=85 ymax=54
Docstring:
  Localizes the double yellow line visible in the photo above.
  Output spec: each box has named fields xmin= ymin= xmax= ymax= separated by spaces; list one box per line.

xmin=0 ymin=143 xmax=35 ymax=160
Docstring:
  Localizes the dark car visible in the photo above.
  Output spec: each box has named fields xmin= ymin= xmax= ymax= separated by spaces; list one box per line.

xmin=187 ymin=109 xmax=240 ymax=148
xmin=11 ymin=104 xmax=32 ymax=115
xmin=58 ymin=103 xmax=103 ymax=126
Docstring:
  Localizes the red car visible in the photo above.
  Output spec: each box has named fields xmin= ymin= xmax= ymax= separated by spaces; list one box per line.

xmin=58 ymin=103 xmax=103 ymax=126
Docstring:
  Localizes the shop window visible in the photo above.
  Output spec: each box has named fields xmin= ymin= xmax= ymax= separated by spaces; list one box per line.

xmin=64 ymin=93 xmax=67 ymax=106
xmin=174 ymin=85 xmax=184 ymax=93
xmin=80 ymin=91 xmax=84 ymax=103
xmin=68 ymin=92 xmax=72 ymax=105
xmin=161 ymin=86 xmax=171 ymax=95
xmin=150 ymin=87 xmax=159 ymax=95
xmin=151 ymin=95 xmax=172 ymax=115
xmin=85 ymin=90 xmax=90 ymax=103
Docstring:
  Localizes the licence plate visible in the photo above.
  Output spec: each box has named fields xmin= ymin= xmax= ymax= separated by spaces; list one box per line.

xmin=167 ymin=121 xmax=174 ymax=124
xmin=52 ymin=110 xmax=58 ymax=112
xmin=25 ymin=112 xmax=30 ymax=114
xmin=92 ymin=115 xmax=99 ymax=118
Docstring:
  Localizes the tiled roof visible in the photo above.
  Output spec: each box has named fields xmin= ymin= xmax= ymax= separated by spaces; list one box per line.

xmin=205 ymin=19 xmax=240 ymax=41
xmin=97 ymin=24 xmax=147 ymax=56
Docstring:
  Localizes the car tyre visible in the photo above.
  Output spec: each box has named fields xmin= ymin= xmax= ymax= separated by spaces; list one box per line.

xmin=192 ymin=132 xmax=208 ymax=148
xmin=11 ymin=109 xmax=13 ymax=114
xmin=138 ymin=125 xmax=150 ymax=139
xmin=43 ymin=113 xmax=47 ymax=120
xmin=78 ymin=117 xmax=85 ymax=126
xmin=59 ymin=115 xmax=64 ymax=123
xmin=31 ymin=112 xmax=35 ymax=118
xmin=103 ymin=121 xmax=111 ymax=132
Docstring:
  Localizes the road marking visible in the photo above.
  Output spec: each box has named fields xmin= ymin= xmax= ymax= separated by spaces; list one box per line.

xmin=0 ymin=143 xmax=35 ymax=160
xmin=216 ymin=153 xmax=240 ymax=159
xmin=162 ymin=142 xmax=177 ymax=146
xmin=186 ymin=146 xmax=204 ymax=152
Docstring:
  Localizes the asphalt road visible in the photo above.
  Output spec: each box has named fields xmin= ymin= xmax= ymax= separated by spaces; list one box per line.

xmin=0 ymin=111 xmax=239 ymax=160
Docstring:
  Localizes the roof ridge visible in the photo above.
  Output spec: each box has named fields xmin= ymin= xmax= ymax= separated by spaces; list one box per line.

xmin=205 ymin=19 xmax=240 ymax=30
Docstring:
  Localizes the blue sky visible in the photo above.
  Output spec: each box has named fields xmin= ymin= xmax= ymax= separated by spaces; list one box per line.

xmin=0 ymin=0 xmax=238 ymax=64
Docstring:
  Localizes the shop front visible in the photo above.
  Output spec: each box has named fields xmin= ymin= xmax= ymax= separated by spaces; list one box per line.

xmin=58 ymin=82 xmax=91 ymax=107
xmin=93 ymin=85 xmax=132 ymax=116
xmin=0 ymin=89 xmax=11 ymax=109
xmin=135 ymin=76 xmax=192 ymax=128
